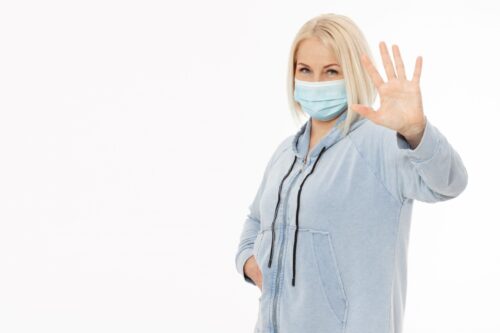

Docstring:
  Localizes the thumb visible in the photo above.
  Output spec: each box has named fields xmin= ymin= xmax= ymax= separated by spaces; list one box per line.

xmin=351 ymin=104 xmax=378 ymax=123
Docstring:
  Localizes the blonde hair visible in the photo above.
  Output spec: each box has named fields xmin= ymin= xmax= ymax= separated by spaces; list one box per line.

xmin=286 ymin=13 xmax=377 ymax=137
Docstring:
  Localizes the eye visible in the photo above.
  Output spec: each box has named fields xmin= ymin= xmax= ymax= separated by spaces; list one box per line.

xmin=298 ymin=67 xmax=339 ymax=75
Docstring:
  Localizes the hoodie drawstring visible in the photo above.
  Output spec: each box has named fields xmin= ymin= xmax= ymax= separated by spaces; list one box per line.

xmin=266 ymin=146 xmax=328 ymax=287
xmin=292 ymin=146 xmax=327 ymax=286
xmin=267 ymin=155 xmax=297 ymax=269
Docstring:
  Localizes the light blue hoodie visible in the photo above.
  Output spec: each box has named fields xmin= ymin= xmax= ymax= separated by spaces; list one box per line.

xmin=235 ymin=110 xmax=468 ymax=333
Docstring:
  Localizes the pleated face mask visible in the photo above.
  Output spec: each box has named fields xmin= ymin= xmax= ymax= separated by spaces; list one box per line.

xmin=294 ymin=78 xmax=348 ymax=121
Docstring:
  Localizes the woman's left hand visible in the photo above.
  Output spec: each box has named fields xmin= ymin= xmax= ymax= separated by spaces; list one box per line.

xmin=351 ymin=41 xmax=427 ymax=146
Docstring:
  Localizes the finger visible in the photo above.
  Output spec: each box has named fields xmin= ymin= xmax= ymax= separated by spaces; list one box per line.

xmin=351 ymin=104 xmax=380 ymax=123
xmin=392 ymin=44 xmax=407 ymax=80
xmin=412 ymin=56 xmax=423 ymax=84
xmin=360 ymin=53 xmax=384 ymax=88
xmin=379 ymin=41 xmax=396 ymax=80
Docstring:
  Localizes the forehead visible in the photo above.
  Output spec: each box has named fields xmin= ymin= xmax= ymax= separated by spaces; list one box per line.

xmin=295 ymin=37 xmax=339 ymax=65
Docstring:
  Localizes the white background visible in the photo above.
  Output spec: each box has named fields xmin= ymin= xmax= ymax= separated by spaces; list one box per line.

xmin=0 ymin=0 xmax=498 ymax=332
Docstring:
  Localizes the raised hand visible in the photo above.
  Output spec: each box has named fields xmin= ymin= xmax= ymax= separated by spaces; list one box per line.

xmin=351 ymin=41 xmax=427 ymax=147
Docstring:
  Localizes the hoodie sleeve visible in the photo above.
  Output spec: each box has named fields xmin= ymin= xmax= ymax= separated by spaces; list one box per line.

xmin=388 ymin=115 xmax=468 ymax=203
xmin=234 ymin=169 xmax=266 ymax=286
xmin=235 ymin=136 xmax=291 ymax=286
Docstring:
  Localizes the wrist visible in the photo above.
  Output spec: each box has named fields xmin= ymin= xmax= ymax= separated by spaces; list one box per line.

xmin=398 ymin=117 xmax=427 ymax=149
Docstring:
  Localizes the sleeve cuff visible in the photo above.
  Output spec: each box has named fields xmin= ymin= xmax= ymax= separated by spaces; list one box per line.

xmin=396 ymin=116 xmax=441 ymax=163
xmin=236 ymin=247 xmax=256 ymax=286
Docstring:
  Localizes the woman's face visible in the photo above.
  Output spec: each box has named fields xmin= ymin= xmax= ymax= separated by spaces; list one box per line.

xmin=294 ymin=37 xmax=344 ymax=82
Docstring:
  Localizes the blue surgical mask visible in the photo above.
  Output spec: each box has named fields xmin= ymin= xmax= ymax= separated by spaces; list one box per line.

xmin=294 ymin=78 xmax=348 ymax=121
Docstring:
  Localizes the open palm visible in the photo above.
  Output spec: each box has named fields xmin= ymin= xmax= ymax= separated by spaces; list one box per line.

xmin=352 ymin=41 xmax=426 ymax=138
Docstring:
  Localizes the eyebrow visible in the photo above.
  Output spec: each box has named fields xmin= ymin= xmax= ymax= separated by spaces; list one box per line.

xmin=297 ymin=62 xmax=340 ymax=68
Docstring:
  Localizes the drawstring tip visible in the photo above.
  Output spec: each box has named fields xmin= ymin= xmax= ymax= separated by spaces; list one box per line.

xmin=292 ymin=277 xmax=295 ymax=286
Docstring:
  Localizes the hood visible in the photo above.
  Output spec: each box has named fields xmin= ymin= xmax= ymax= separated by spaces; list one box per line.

xmin=291 ymin=110 xmax=368 ymax=165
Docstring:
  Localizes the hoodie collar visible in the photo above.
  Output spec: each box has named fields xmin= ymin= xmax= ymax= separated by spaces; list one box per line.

xmin=292 ymin=110 xmax=367 ymax=164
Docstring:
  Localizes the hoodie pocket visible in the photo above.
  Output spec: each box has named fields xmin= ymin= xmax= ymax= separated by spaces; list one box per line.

xmin=310 ymin=231 xmax=348 ymax=325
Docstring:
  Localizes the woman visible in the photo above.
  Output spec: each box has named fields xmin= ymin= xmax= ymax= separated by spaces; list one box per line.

xmin=234 ymin=13 xmax=468 ymax=333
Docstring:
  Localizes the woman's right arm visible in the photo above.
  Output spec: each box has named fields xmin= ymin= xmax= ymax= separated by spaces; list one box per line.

xmin=234 ymin=135 xmax=292 ymax=286
xmin=234 ymin=170 xmax=267 ymax=286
